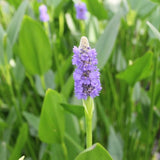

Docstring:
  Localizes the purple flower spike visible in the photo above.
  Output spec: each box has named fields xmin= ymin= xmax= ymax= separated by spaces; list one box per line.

xmin=75 ymin=2 xmax=87 ymax=20
xmin=72 ymin=37 xmax=102 ymax=100
xmin=39 ymin=4 xmax=49 ymax=22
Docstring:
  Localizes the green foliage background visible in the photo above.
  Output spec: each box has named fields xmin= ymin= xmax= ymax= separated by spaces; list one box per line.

xmin=0 ymin=0 xmax=160 ymax=160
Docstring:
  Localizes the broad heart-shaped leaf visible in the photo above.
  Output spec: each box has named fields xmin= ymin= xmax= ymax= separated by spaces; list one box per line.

xmin=116 ymin=52 xmax=153 ymax=86
xmin=82 ymin=0 xmax=107 ymax=20
xmin=61 ymin=103 xmax=84 ymax=119
xmin=75 ymin=143 xmax=113 ymax=160
xmin=96 ymin=12 xmax=121 ymax=69
xmin=39 ymin=89 xmax=64 ymax=144
xmin=147 ymin=21 xmax=160 ymax=40
xmin=18 ymin=16 xmax=52 ymax=75
xmin=7 ymin=0 xmax=28 ymax=46
xmin=9 ymin=123 xmax=28 ymax=160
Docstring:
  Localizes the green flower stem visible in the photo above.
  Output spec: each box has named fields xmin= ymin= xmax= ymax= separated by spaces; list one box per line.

xmin=40 ymin=75 xmax=46 ymax=91
xmin=3 ymin=54 xmax=22 ymax=123
xmin=85 ymin=112 xmax=92 ymax=148
xmin=83 ymin=97 xmax=94 ymax=148
xmin=145 ymin=50 xmax=158 ymax=159
xmin=52 ymin=44 xmax=64 ymax=89
xmin=80 ymin=20 xmax=85 ymax=36
xmin=9 ymin=85 xmax=22 ymax=123
xmin=44 ymin=21 xmax=51 ymax=39
xmin=61 ymin=142 xmax=68 ymax=160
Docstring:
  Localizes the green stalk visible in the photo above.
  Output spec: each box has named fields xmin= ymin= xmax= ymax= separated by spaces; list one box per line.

xmin=83 ymin=97 xmax=94 ymax=148
xmin=145 ymin=51 xmax=158 ymax=159
xmin=61 ymin=142 xmax=68 ymax=160
xmin=40 ymin=75 xmax=46 ymax=91
xmin=80 ymin=20 xmax=85 ymax=36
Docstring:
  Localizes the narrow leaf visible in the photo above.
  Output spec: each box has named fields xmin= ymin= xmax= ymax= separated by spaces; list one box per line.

xmin=147 ymin=21 xmax=160 ymax=40
xmin=0 ymin=141 xmax=7 ymax=160
xmin=96 ymin=13 xmax=121 ymax=69
xmin=23 ymin=111 xmax=40 ymax=131
xmin=9 ymin=123 xmax=28 ymax=160
xmin=7 ymin=0 xmax=28 ymax=46
xmin=108 ymin=127 xmax=123 ymax=160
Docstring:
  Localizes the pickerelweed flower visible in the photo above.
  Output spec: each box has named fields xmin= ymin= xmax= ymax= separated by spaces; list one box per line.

xmin=72 ymin=36 xmax=102 ymax=100
xmin=39 ymin=4 xmax=49 ymax=22
xmin=74 ymin=2 xmax=87 ymax=20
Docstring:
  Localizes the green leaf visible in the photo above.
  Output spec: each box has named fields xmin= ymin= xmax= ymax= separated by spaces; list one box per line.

xmin=0 ymin=25 xmax=5 ymax=65
xmin=50 ymin=144 xmax=65 ymax=160
xmin=7 ymin=0 xmax=28 ymax=46
xmin=61 ymin=103 xmax=84 ymax=119
xmin=35 ymin=70 xmax=55 ymax=96
xmin=61 ymin=74 xmax=74 ymax=99
xmin=150 ymin=0 xmax=160 ymax=5
xmin=116 ymin=52 xmax=153 ymax=86
xmin=9 ymin=123 xmax=28 ymax=160
xmin=18 ymin=16 xmax=52 ymax=75
xmin=39 ymin=89 xmax=64 ymax=144
xmin=23 ymin=111 xmax=40 ymax=131
xmin=112 ymin=49 xmax=127 ymax=72
xmin=0 ymin=141 xmax=7 ymax=160
xmin=96 ymin=13 xmax=121 ymax=69
xmin=47 ymin=0 xmax=62 ymax=7
xmin=75 ymin=143 xmax=113 ymax=160
xmin=64 ymin=113 xmax=82 ymax=159
xmin=128 ymin=0 xmax=156 ymax=17
xmin=108 ymin=127 xmax=123 ymax=160
xmin=147 ymin=21 xmax=160 ymax=40
xmin=12 ymin=58 xmax=25 ymax=85
xmin=83 ymin=0 xmax=107 ymax=20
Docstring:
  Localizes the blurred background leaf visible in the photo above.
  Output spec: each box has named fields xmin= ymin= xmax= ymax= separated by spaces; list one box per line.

xmin=116 ymin=52 xmax=153 ymax=86
xmin=18 ymin=16 xmax=52 ymax=75
xmin=96 ymin=12 xmax=121 ymax=69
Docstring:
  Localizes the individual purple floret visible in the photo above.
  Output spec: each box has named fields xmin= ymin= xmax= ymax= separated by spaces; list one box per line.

xmin=39 ymin=4 xmax=49 ymax=22
xmin=72 ymin=36 xmax=102 ymax=100
xmin=75 ymin=2 xmax=87 ymax=20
